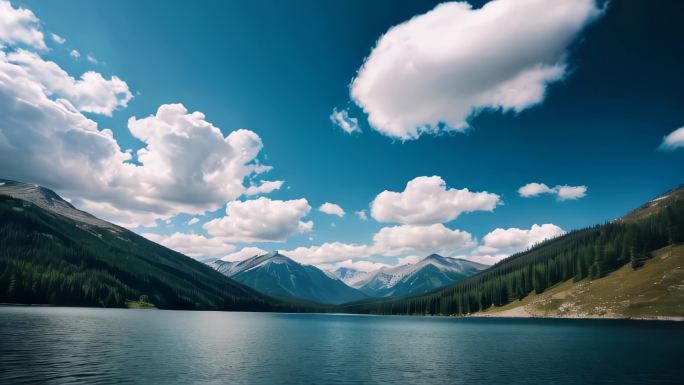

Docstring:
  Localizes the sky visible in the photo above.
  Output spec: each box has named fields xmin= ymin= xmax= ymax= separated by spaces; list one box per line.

xmin=1 ymin=0 xmax=683 ymax=272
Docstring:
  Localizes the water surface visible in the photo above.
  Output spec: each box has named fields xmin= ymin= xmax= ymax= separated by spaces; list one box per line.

xmin=0 ymin=307 xmax=682 ymax=384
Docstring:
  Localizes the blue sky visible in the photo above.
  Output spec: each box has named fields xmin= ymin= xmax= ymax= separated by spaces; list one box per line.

xmin=2 ymin=0 xmax=683 ymax=270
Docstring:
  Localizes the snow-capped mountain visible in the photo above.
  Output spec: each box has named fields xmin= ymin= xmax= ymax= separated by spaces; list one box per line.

xmin=209 ymin=251 xmax=367 ymax=305
xmin=335 ymin=254 xmax=488 ymax=298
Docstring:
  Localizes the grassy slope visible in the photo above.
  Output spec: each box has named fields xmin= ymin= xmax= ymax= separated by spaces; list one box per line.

xmin=481 ymin=244 xmax=684 ymax=319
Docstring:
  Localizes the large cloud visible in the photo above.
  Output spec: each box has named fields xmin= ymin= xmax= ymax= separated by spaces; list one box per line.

xmin=518 ymin=182 xmax=587 ymax=201
xmin=660 ymin=126 xmax=684 ymax=150
xmin=7 ymin=49 xmax=132 ymax=115
xmin=0 ymin=1 xmax=46 ymax=50
xmin=203 ymin=197 xmax=313 ymax=242
xmin=143 ymin=232 xmax=234 ymax=260
xmin=477 ymin=223 xmax=565 ymax=255
xmin=372 ymin=224 xmax=474 ymax=257
xmin=350 ymin=0 xmax=601 ymax=140
xmin=283 ymin=223 xmax=473 ymax=265
xmin=0 ymin=49 xmax=279 ymax=226
xmin=371 ymin=176 xmax=500 ymax=225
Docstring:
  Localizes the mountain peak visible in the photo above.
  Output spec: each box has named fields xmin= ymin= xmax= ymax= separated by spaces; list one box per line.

xmin=0 ymin=178 xmax=121 ymax=231
xmin=424 ymin=254 xmax=445 ymax=262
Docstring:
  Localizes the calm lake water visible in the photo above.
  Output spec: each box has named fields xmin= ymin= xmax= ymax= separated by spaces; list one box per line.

xmin=0 ymin=307 xmax=682 ymax=384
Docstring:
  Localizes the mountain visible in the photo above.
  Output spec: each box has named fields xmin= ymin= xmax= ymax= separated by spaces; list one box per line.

xmin=337 ymin=254 xmax=487 ymax=298
xmin=338 ymin=185 xmax=684 ymax=317
xmin=210 ymin=252 xmax=368 ymax=305
xmin=0 ymin=179 xmax=298 ymax=311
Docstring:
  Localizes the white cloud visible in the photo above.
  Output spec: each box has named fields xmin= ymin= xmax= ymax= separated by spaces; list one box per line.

xmin=69 ymin=49 xmax=80 ymax=58
xmin=143 ymin=232 xmax=234 ymax=260
xmin=355 ymin=210 xmax=368 ymax=221
xmin=518 ymin=182 xmax=587 ymax=201
xmin=518 ymin=182 xmax=554 ymax=197
xmin=187 ymin=217 xmax=200 ymax=225
xmin=50 ymin=33 xmax=65 ymax=45
xmin=555 ymin=185 xmax=587 ymax=201
xmin=371 ymin=176 xmax=500 ymax=225
xmin=243 ymin=180 xmax=284 ymax=196
xmin=659 ymin=126 xmax=684 ymax=150
xmin=477 ymin=223 xmax=565 ymax=255
xmin=0 ymin=0 xmax=46 ymax=50
xmin=86 ymin=54 xmax=98 ymax=64
xmin=221 ymin=246 xmax=268 ymax=262
xmin=286 ymin=242 xmax=371 ymax=265
xmin=350 ymin=0 xmax=601 ymax=140
xmin=319 ymin=202 xmax=345 ymax=217
xmin=0 ymin=48 xmax=279 ymax=227
xmin=204 ymin=197 xmax=313 ymax=242
xmin=6 ymin=49 xmax=132 ymax=115
xmin=330 ymin=108 xmax=361 ymax=134
xmin=372 ymin=223 xmax=474 ymax=257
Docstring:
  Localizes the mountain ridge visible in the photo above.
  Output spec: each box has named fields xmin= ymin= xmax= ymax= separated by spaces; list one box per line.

xmin=210 ymin=251 xmax=368 ymax=305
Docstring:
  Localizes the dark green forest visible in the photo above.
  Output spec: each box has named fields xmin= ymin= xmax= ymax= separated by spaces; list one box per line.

xmin=0 ymin=195 xmax=313 ymax=311
xmin=338 ymin=186 xmax=684 ymax=315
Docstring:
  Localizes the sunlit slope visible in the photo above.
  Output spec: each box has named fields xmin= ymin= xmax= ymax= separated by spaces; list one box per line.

xmin=482 ymin=244 xmax=683 ymax=319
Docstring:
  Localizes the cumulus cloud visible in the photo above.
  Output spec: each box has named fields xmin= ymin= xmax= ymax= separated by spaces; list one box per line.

xmin=243 ymin=180 xmax=284 ymax=196
xmin=6 ymin=49 xmax=132 ymax=115
xmin=221 ymin=247 xmax=268 ymax=262
xmin=187 ymin=217 xmax=200 ymax=225
xmin=372 ymin=223 xmax=474 ymax=257
xmin=86 ymin=54 xmax=98 ymax=64
xmin=285 ymin=224 xmax=473 ymax=266
xmin=286 ymin=242 xmax=371 ymax=265
xmin=659 ymin=126 xmax=684 ymax=150
xmin=203 ymin=197 xmax=313 ymax=242
xmin=50 ymin=33 xmax=65 ymax=45
xmin=330 ymin=108 xmax=361 ymax=134
xmin=477 ymin=223 xmax=565 ymax=255
xmin=0 ymin=0 xmax=46 ymax=49
xmin=0 ymin=46 xmax=278 ymax=226
xmin=518 ymin=182 xmax=587 ymax=201
xmin=143 ymin=232 xmax=234 ymax=260
xmin=69 ymin=49 xmax=80 ymax=58
xmin=371 ymin=176 xmax=500 ymax=225
xmin=319 ymin=202 xmax=345 ymax=217
xmin=355 ymin=210 xmax=368 ymax=221
xmin=350 ymin=0 xmax=601 ymax=140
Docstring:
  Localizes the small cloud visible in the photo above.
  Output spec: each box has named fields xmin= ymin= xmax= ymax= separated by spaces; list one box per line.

xmin=518 ymin=182 xmax=587 ymax=201
xmin=319 ymin=202 xmax=345 ymax=217
xmin=50 ymin=33 xmax=65 ymax=44
xmin=187 ymin=217 xmax=199 ymax=225
xmin=87 ymin=54 xmax=98 ymax=64
xmin=355 ymin=210 xmax=368 ymax=221
xmin=659 ymin=126 xmax=684 ymax=151
xmin=330 ymin=108 xmax=361 ymax=134
xmin=70 ymin=49 xmax=80 ymax=58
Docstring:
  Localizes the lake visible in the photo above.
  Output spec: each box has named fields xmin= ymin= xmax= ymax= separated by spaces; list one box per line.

xmin=0 ymin=307 xmax=682 ymax=384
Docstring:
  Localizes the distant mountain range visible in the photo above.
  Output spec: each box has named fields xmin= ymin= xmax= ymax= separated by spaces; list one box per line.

xmin=208 ymin=252 xmax=487 ymax=303
xmin=210 ymin=252 xmax=367 ymax=305
xmin=333 ymin=254 xmax=488 ymax=298
xmin=0 ymin=179 xmax=295 ymax=311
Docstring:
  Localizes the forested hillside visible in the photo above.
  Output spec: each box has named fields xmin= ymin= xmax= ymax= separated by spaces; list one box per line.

xmin=338 ymin=185 xmax=684 ymax=316
xmin=0 ymin=182 xmax=310 ymax=311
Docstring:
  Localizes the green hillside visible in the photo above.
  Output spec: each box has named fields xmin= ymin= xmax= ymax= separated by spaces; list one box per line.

xmin=0 ymin=185 xmax=307 ymax=311
xmin=337 ymin=185 xmax=684 ymax=316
